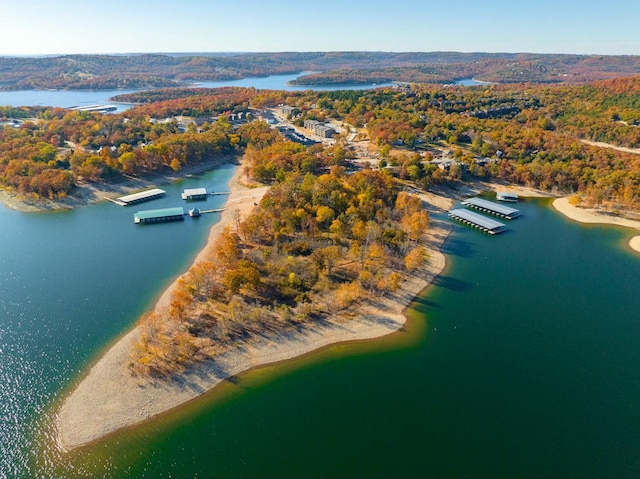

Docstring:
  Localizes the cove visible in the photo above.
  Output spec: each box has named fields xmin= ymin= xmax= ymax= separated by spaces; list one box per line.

xmin=20 ymin=196 xmax=640 ymax=478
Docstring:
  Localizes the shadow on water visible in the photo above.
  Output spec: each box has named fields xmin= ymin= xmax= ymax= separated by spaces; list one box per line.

xmin=440 ymin=232 xmax=477 ymax=258
xmin=431 ymin=274 xmax=473 ymax=293
xmin=410 ymin=295 xmax=441 ymax=311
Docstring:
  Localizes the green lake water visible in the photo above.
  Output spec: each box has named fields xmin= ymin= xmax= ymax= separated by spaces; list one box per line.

xmin=1 ymin=180 xmax=639 ymax=478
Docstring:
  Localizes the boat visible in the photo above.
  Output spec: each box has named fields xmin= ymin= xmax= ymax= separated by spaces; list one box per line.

xmin=188 ymin=207 xmax=201 ymax=217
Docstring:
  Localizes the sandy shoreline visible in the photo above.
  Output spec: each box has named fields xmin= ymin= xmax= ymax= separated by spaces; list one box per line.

xmin=55 ymin=166 xmax=453 ymax=451
xmin=552 ymin=197 xmax=640 ymax=253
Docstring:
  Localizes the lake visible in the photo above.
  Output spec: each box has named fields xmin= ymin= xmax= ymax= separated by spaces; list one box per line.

xmin=0 ymin=73 xmax=392 ymax=113
xmin=1 ymin=185 xmax=639 ymax=478
xmin=455 ymin=78 xmax=496 ymax=86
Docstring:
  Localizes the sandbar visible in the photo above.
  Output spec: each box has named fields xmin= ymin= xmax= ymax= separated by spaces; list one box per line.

xmin=56 ymin=168 xmax=453 ymax=451
xmin=552 ymin=197 xmax=640 ymax=253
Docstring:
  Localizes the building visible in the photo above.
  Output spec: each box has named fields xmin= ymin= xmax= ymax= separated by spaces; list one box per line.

xmin=278 ymin=105 xmax=300 ymax=118
xmin=304 ymin=120 xmax=336 ymax=138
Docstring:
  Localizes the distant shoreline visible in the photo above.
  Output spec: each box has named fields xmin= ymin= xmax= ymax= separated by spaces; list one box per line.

xmin=552 ymin=197 xmax=640 ymax=253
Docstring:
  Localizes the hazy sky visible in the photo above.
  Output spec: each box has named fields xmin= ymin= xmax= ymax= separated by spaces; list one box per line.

xmin=0 ymin=0 xmax=638 ymax=56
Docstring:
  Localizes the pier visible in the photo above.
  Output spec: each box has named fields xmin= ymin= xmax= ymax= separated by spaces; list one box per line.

xmin=181 ymin=188 xmax=231 ymax=200
xmin=461 ymin=197 xmax=520 ymax=219
xmin=134 ymin=206 xmax=225 ymax=224
xmin=448 ymin=209 xmax=507 ymax=234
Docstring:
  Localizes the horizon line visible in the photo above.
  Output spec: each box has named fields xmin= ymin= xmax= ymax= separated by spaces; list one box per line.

xmin=0 ymin=50 xmax=638 ymax=58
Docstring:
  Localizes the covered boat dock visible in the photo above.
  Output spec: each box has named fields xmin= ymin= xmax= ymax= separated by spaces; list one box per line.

xmin=134 ymin=207 xmax=185 ymax=224
xmin=181 ymin=187 xmax=208 ymax=200
xmin=497 ymin=191 xmax=519 ymax=202
xmin=461 ymin=197 xmax=520 ymax=219
xmin=116 ymin=188 xmax=166 ymax=206
xmin=448 ymin=209 xmax=507 ymax=234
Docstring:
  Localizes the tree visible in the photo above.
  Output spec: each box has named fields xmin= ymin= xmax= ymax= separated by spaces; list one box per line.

xmin=401 ymin=210 xmax=429 ymax=242
xmin=405 ymin=246 xmax=427 ymax=271
xmin=315 ymin=205 xmax=335 ymax=229
xmin=213 ymin=226 xmax=240 ymax=268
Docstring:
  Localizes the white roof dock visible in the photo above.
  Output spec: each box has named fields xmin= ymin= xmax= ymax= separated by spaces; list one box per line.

xmin=181 ymin=187 xmax=208 ymax=200
xmin=461 ymin=197 xmax=520 ymax=219
xmin=449 ymin=209 xmax=507 ymax=234
xmin=116 ymin=188 xmax=166 ymax=206
xmin=497 ymin=191 xmax=519 ymax=202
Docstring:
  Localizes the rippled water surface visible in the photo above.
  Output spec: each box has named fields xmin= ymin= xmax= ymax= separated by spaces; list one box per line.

xmin=0 ymin=165 xmax=235 ymax=478
xmin=1 ymin=192 xmax=640 ymax=478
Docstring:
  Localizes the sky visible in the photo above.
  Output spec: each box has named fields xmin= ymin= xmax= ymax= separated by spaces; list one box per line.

xmin=0 ymin=0 xmax=638 ymax=56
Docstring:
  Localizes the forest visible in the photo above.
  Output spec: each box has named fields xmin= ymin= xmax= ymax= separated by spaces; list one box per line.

xmin=128 ymin=165 xmax=431 ymax=377
xmin=2 ymin=74 xmax=638 ymax=209
xmin=1 ymin=52 xmax=639 ymax=90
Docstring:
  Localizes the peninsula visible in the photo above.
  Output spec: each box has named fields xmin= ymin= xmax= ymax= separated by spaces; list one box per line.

xmin=56 ymin=163 xmax=452 ymax=450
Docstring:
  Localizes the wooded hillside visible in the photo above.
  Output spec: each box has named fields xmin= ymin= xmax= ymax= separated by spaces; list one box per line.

xmin=1 ymin=52 xmax=639 ymax=90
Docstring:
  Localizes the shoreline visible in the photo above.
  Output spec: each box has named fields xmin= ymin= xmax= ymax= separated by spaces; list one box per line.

xmin=59 ymin=180 xmax=639 ymax=451
xmin=55 ymin=167 xmax=454 ymax=452
xmin=0 ymin=156 xmax=240 ymax=213
xmin=552 ymin=197 xmax=640 ymax=253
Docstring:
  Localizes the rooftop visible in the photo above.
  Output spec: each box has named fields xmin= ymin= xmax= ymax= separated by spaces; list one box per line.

xmin=134 ymin=207 xmax=185 ymax=222
xmin=449 ymin=208 xmax=507 ymax=234
xmin=461 ymin=197 xmax=520 ymax=219
xmin=117 ymin=188 xmax=166 ymax=205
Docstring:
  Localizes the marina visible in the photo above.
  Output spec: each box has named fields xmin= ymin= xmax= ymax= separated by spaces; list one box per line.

xmin=461 ymin=197 xmax=520 ymax=219
xmin=448 ymin=208 xmax=507 ymax=234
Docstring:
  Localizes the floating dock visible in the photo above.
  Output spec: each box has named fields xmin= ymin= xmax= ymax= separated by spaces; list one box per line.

xmin=134 ymin=207 xmax=184 ymax=224
xmin=181 ymin=187 xmax=208 ymax=200
xmin=497 ymin=191 xmax=519 ymax=202
xmin=116 ymin=188 xmax=166 ymax=206
xmin=461 ymin=197 xmax=520 ymax=219
xmin=448 ymin=209 xmax=507 ymax=234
